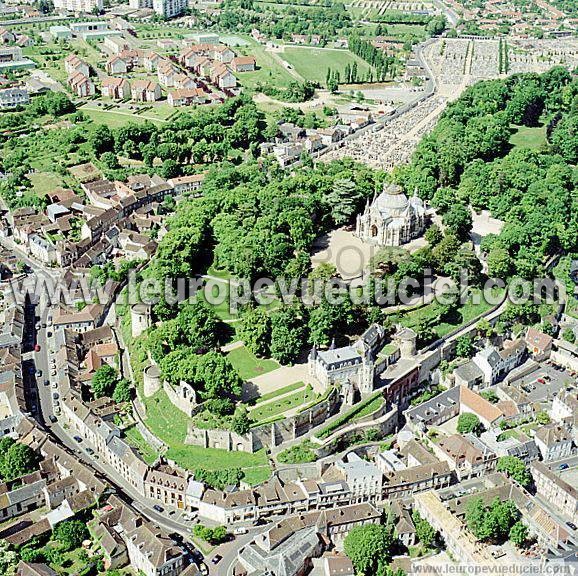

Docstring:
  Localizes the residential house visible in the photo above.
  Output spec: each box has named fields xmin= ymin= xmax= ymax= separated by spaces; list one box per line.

xmin=525 ymin=327 xmax=553 ymax=360
xmin=535 ymin=424 xmax=574 ymax=461
xmin=144 ymin=51 xmax=163 ymax=72
xmin=166 ymin=174 xmax=205 ymax=194
xmin=167 ymin=88 xmax=208 ymax=107
xmin=104 ymin=36 xmax=129 ymax=55
xmin=333 ymin=453 xmax=383 ymax=504
xmin=157 ymin=60 xmax=178 ymax=87
xmin=29 ymin=234 xmax=57 ymax=265
xmin=212 ymin=45 xmax=235 ymax=63
xmin=230 ymin=56 xmax=256 ymax=72
xmin=52 ymin=304 xmax=105 ymax=333
xmin=434 ymin=434 xmax=497 ymax=480
xmin=0 ymin=87 xmax=29 ymax=109
xmin=0 ymin=28 xmax=15 ymax=44
xmin=68 ymin=72 xmax=95 ymax=97
xmin=210 ymin=63 xmax=236 ymax=89
xmin=106 ymin=55 xmax=128 ymax=75
xmin=131 ymin=80 xmax=162 ymax=102
xmin=64 ymin=54 xmax=90 ymax=78
xmin=532 ymin=461 xmax=578 ymax=523
xmin=101 ymin=77 xmax=131 ymax=100
xmin=472 ymin=339 xmax=526 ymax=387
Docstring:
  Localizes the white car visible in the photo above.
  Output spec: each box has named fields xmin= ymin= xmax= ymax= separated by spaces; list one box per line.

xmin=234 ymin=527 xmax=248 ymax=535
xmin=52 ymin=382 xmax=58 ymax=389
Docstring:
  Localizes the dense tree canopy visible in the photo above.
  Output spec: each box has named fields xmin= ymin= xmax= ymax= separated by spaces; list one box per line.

xmin=344 ymin=524 xmax=394 ymax=575
xmin=395 ymin=69 xmax=578 ymax=279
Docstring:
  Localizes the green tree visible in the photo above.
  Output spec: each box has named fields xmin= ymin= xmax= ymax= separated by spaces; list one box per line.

xmin=487 ymin=246 xmax=512 ymax=279
xmin=457 ymin=413 xmax=484 ymax=435
xmin=509 ymin=521 xmax=529 ymax=547
xmin=324 ymin=178 xmax=362 ymax=225
xmin=496 ymin=456 xmax=532 ymax=487
xmin=0 ymin=540 xmax=17 ymax=576
xmin=194 ymin=351 xmax=243 ymax=401
xmin=237 ymin=306 xmax=272 ymax=357
xmin=53 ymin=520 xmax=89 ymax=551
xmin=412 ymin=510 xmax=437 ymax=549
xmin=425 ymin=224 xmax=443 ymax=246
xmin=344 ymin=524 xmax=394 ymax=576
xmin=91 ymin=365 xmax=119 ymax=398
xmin=269 ymin=306 xmax=306 ymax=364
xmin=466 ymin=497 xmax=520 ymax=543
xmin=562 ymin=328 xmax=576 ymax=344
xmin=231 ymin=405 xmax=251 ymax=435
xmin=90 ymin=125 xmax=114 ymax=155
xmin=456 ymin=335 xmax=474 ymax=358
xmin=112 ymin=379 xmax=132 ymax=404
xmin=1 ymin=443 xmax=38 ymax=481
xmin=443 ymin=203 xmax=472 ymax=241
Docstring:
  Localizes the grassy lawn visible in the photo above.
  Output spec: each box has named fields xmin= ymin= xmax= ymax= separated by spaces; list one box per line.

xmin=249 ymin=385 xmax=315 ymax=423
xmin=80 ymin=106 xmax=166 ymax=128
xmin=509 ymin=124 xmax=547 ymax=150
xmin=279 ymin=47 xmax=373 ymax=85
xmin=27 ymin=171 xmax=65 ymax=195
xmin=255 ymin=381 xmax=305 ymax=403
xmin=317 ymin=391 xmax=384 ymax=439
xmin=351 ymin=394 xmax=384 ymax=421
xmin=235 ymin=41 xmax=296 ymax=90
xmin=143 ymin=389 xmax=271 ymax=484
xmin=124 ymin=425 xmax=159 ymax=465
xmin=399 ymin=288 xmax=504 ymax=338
xmin=227 ymin=345 xmax=280 ymax=380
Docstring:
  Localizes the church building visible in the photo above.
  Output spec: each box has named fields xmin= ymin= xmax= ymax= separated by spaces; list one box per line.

xmin=355 ymin=183 xmax=426 ymax=246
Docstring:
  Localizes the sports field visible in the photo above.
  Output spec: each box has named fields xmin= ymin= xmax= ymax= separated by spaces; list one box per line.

xmin=279 ymin=47 xmax=374 ymax=84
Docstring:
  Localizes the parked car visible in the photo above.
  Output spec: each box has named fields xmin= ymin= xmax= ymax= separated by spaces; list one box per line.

xmin=153 ymin=505 xmax=164 ymax=513
xmin=49 ymin=415 xmax=57 ymax=423
xmin=86 ymin=448 xmax=94 ymax=455
xmin=566 ymin=522 xmax=577 ymax=531
xmin=234 ymin=527 xmax=248 ymax=535
xmin=559 ymin=463 xmax=569 ymax=470
xmin=73 ymin=436 xmax=82 ymax=443
xmin=52 ymin=392 xmax=59 ymax=400
xmin=44 ymin=380 xmax=49 ymax=387
xmin=34 ymin=344 xmax=41 ymax=352
xmin=211 ymin=555 xmax=222 ymax=565
xmin=35 ymin=370 xmax=42 ymax=377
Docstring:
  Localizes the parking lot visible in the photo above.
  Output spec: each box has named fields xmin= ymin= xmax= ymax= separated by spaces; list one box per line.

xmin=506 ymin=362 xmax=576 ymax=403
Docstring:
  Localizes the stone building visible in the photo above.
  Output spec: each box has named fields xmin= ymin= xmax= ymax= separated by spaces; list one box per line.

xmin=308 ymin=324 xmax=387 ymax=402
xmin=355 ymin=183 xmax=425 ymax=246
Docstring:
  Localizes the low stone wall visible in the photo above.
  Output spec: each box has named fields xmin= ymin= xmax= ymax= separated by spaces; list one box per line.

xmin=184 ymin=387 xmax=340 ymax=454
xmin=162 ymin=381 xmax=199 ymax=417
xmin=311 ymin=403 xmax=399 ymax=459
xmin=185 ymin=427 xmax=260 ymax=453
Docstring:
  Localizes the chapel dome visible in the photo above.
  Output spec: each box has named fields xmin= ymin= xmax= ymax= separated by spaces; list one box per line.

xmin=375 ymin=183 xmax=409 ymax=216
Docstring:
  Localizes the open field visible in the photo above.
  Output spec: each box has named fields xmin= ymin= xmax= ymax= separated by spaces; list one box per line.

xmin=227 ymin=345 xmax=280 ymax=380
xmin=234 ymin=42 xmax=297 ymax=90
xmin=279 ymin=46 xmax=374 ymax=84
xmin=27 ymin=171 xmax=66 ymax=195
xmin=79 ymin=106 xmax=168 ymax=127
xmin=509 ymin=124 xmax=547 ymax=150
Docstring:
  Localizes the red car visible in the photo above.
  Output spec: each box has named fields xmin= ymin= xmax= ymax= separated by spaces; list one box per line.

xmin=34 ymin=344 xmax=41 ymax=352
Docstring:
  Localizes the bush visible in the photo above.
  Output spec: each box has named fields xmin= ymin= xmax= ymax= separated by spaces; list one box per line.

xmin=277 ymin=441 xmax=317 ymax=464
